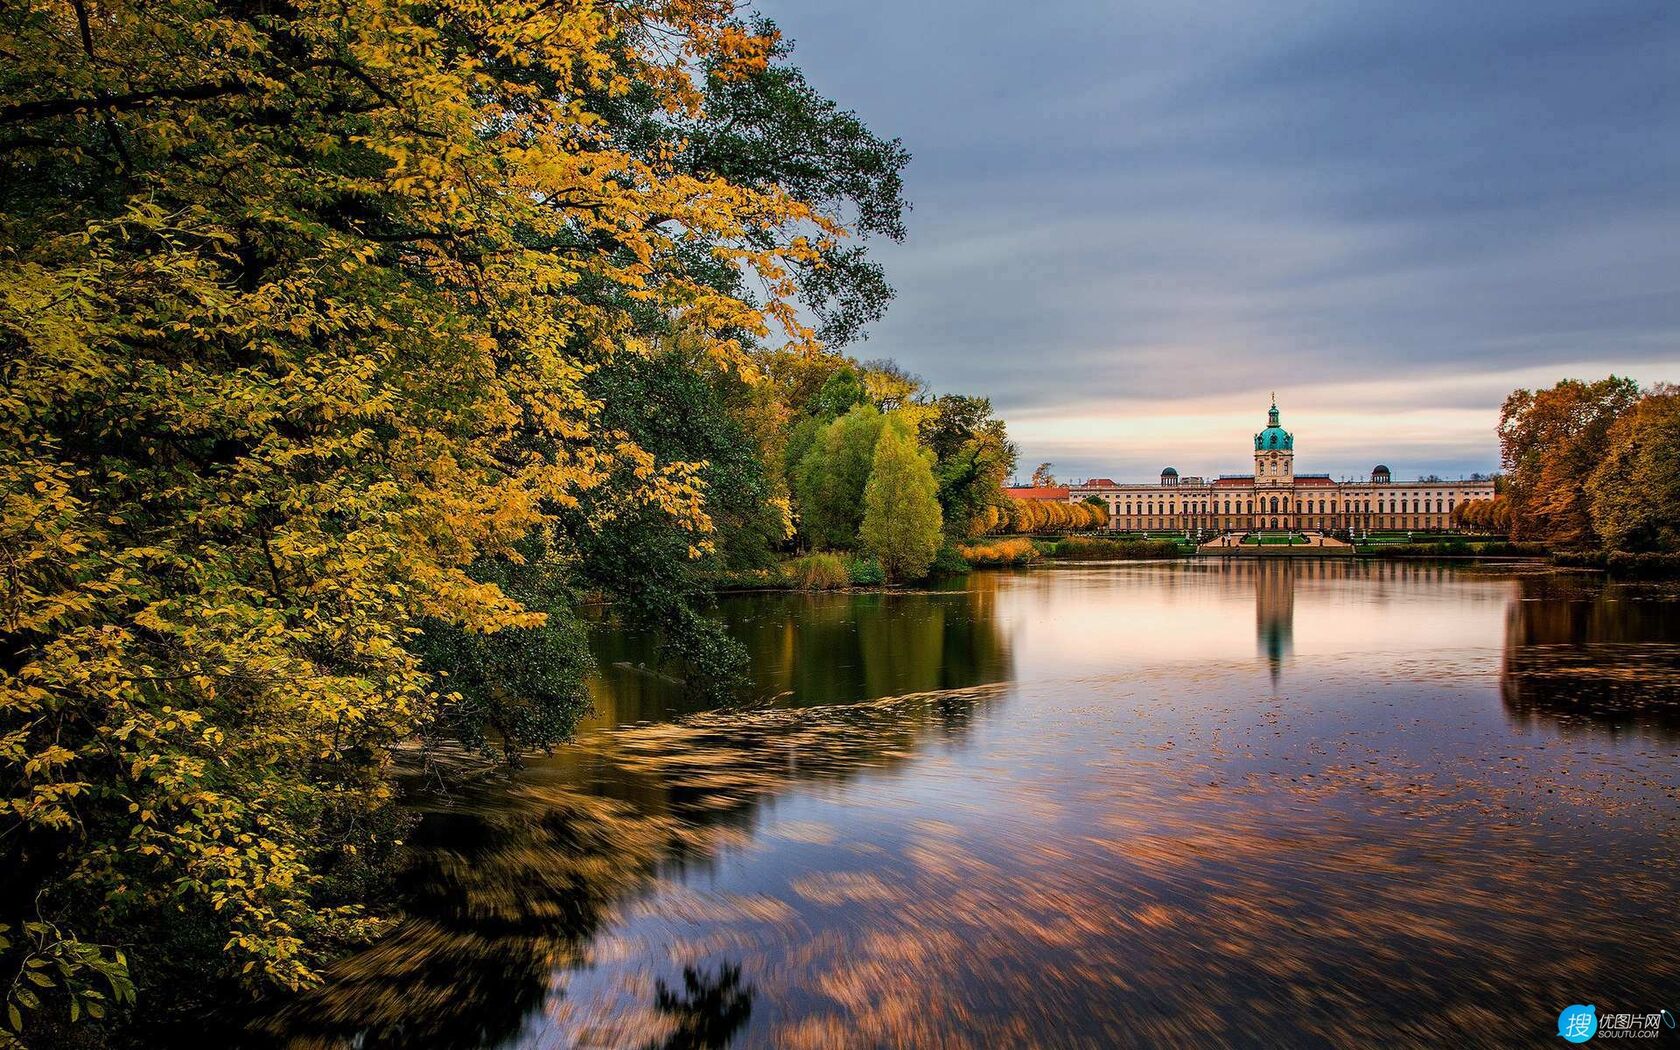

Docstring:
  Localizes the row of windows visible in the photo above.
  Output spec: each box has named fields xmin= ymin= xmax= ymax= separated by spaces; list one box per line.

xmin=1110 ymin=497 xmax=1459 ymax=515
xmin=1121 ymin=515 xmax=1451 ymax=531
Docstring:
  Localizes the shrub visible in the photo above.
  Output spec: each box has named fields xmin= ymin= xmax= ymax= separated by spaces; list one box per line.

xmin=1606 ymin=551 xmax=1680 ymax=577
xmin=1551 ymin=550 xmax=1607 ymax=569
xmin=957 ymin=538 xmax=1041 ymax=567
xmin=789 ymin=552 xmax=851 ymax=590
xmin=711 ymin=566 xmax=797 ymax=590
xmin=928 ymin=545 xmax=973 ymax=577
xmin=1367 ymin=540 xmax=1550 ymax=558
xmin=1049 ymin=537 xmax=1181 ymax=560
xmin=845 ymin=555 xmax=887 ymax=586
xmin=1559 ymin=551 xmax=1680 ymax=578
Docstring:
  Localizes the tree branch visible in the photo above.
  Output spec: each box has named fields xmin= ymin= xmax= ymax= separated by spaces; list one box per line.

xmin=0 ymin=80 xmax=244 ymax=126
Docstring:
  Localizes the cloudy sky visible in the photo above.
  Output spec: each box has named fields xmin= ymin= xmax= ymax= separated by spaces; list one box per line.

xmin=758 ymin=0 xmax=1680 ymax=483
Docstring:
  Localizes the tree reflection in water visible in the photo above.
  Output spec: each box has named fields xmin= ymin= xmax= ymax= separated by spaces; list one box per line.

xmin=1502 ymin=573 xmax=1680 ymax=738
xmin=252 ymin=575 xmax=1013 ymax=1049
xmin=583 ymin=574 xmax=1012 ymax=730
xmin=643 ymin=964 xmax=754 ymax=1050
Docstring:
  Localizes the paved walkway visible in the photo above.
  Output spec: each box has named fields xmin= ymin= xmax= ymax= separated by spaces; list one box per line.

xmin=1198 ymin=531 xmax=1353 ymax=554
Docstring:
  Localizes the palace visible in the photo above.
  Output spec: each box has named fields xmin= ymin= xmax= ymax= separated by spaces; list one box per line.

xmin=1067 ymin=399 xmax=1495 ymax=533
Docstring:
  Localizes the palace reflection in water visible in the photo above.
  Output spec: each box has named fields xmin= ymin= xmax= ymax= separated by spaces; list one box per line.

xmin=248 ymin=561 xmax=1680 ymax=1050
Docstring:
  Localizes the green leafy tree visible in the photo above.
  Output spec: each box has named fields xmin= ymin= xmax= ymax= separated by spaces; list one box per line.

xmin=794 ymin=405 xmax=884 ymax=548
xmin=860 ymin=417 xmax=943 ymax=580
xmin=809 ymin=366 xmax=871 ymax=420
xmin=921 ymin=395 xmax=1016 ymax=538
xmin=415 ymin=536 xmax=592 ymax=764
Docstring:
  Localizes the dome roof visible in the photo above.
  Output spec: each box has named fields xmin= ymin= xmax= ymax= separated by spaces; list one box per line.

xmin=1372 ymin=464 xmax=1391 ymax=476
xmin=1160 ymin=466 xmax=1178 ymax=476
xmin=1253 ymin=399 xmax=1293 ymax=452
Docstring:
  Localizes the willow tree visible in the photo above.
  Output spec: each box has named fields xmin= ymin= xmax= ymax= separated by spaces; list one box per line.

xmin=793 ymin=403 xmax=883 ymax=548
xmin=0 ymin=0 xmax=853 ymax=1036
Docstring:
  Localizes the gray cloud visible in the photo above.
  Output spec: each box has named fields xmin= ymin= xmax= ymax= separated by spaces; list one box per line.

xmin=759 ymin=0 xmax=1680 ymax=479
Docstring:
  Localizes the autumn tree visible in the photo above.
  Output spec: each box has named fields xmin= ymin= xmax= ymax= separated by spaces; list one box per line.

xmin=860 ymin=416 xmax=943 ymax=580
xmin=1498 ymin=377 xmax=1640 ymax=546
xmin=1587 ymin=386 xmax=1680 ymax=552
xmin=1031 ymin=463 xmax=1058 ymax=488
xmin=0 ymin=0 xmax=882 ymax=1038
xmin=610 ymin=19 xmax=911 ymax=347
xmin=859 ymin=358 xmax=926 ymax=413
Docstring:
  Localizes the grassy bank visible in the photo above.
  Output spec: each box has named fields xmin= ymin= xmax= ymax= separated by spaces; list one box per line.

xmin=715 ymin=534 xmax=1189 ymax=591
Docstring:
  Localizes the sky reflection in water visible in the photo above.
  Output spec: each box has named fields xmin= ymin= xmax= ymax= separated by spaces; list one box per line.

xmin=267 ymin=561 xmax=1680 ymax=1049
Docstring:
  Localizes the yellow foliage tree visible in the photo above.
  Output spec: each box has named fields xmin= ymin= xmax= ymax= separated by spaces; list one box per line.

xmin=0 ymin=0 xmax=852 ymax=1032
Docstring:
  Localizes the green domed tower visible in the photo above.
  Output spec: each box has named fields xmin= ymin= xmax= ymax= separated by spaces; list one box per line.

xmin=1254 ymin=396 xmax=1294 ymax=487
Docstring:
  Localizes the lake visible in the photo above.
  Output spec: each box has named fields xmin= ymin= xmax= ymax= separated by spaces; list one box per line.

xmin=260 ymin=560 xmax=1680 ymax=1048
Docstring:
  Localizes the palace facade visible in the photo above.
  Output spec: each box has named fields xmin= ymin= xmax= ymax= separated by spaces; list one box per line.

xmin=1069 ymin=400 xmax=1495 ymax=533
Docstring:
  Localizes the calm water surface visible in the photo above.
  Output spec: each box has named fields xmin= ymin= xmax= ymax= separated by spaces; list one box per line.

xmin=266 ymin=561 xmax=1680 ymax=1049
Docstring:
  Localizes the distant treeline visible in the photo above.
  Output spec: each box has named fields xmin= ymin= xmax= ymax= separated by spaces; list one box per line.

xmin=974 ymin=497 xmax=1108 ymax=535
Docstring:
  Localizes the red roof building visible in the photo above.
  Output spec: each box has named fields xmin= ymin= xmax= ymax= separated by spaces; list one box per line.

xmin=1005 ymin=486 xmax=1071 ymax=501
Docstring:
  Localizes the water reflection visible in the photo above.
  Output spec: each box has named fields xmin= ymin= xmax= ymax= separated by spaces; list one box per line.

xmin=1254 ymin=560 xmax=1294 ymax=684
xmin=583 ymin=575 xmax=1012 ymax=730
xmin=252 ymin=563 xmax=1680 ymax=1049
xmin=643 ymin=964 xmax=754 ymax=1050
xmin=1502 ymin=573 xmax=1680 ymax=739
xmin=258 ymin=681 xmax=1009 ymax=1049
